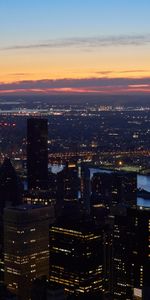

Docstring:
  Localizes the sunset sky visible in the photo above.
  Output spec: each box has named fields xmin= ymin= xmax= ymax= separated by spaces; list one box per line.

xmin=0 ymin=0 xmax=150 ymax=94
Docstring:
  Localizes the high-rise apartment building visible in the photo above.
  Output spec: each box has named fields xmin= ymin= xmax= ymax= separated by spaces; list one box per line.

xmin=4 ymin=205 xmax=53 ymax=300
xmin=27 ymin=118 xmax=48 ymax=190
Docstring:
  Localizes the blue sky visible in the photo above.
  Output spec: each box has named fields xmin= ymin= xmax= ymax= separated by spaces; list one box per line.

xmin=1 ymin=0 xmax=150 ymax=46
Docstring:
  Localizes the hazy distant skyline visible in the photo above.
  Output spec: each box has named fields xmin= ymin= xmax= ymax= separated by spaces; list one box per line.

xmin=1 ymin=0 xmax=150 ymax=95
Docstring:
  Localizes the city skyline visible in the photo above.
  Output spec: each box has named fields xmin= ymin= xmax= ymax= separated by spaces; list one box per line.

xmin=1 ymin=1 xmax=150 ymax=95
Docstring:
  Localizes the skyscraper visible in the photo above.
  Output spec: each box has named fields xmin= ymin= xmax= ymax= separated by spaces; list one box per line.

xmin=49 ymin=220 xmax=104 ymax=297
xmin=27 ymin=118 xmax=48 ymax=190
xmin=4 ymin=205 xmax=53 ymax=300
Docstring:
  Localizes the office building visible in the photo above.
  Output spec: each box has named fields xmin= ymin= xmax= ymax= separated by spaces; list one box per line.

xmin=49 ymin=220 xmax=103 ymax=297
xmin=27 ymin=118 xmax=48 ymax=190
xmin=4 ymin=205 xmax=52 ymax=300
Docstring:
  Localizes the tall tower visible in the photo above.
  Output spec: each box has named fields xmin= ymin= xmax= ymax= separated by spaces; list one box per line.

xmin=27 ymin=118 xmax=48 ymax=190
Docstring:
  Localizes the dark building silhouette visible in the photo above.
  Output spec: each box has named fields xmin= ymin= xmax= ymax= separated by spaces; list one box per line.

xmin=0 ymin=158 xmax=22 ymax=212
xmin=79 ymin=163 xmax=91 ymax=214
xmin=91 ymin=173 xmax=112 ymax=219
xmin=111 ymin=172 xmax=137 ymax=207
xmin=112 ymin=205 xmax=150 ymax=300
xmin=0 ymin=283 xmax=17 ymax=299
xmin=0 ymin=158 xmax=23 ymax=283
xmin=31 ymin=278 xmax=65 ymax=300
xmin=56 ymin=162 xmax=79 ymax=216
xmin=103 ymin=218 xmax=113 ymax=297
xmin=128 ymin=206 xmax=150 ymax=300
xmin=91 ymin=173 xmax=112 ymax=204
xmin=49 ymin=219 xmax=104 ymax=297
xmin=27 ymin=118 xmax=48 ymax=190
xmin=112 ymin=205 xmax=133 ymax=299
xmin=91 ymin=171 xmax=137 ymax=215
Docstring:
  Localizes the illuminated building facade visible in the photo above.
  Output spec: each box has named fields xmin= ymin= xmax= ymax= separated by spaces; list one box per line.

xmin=49 ymin=221 xmax=103 ymax=297
xmin=27 ymin=118 xmax=48 ymax=190
xmin=23 ymin=189 xmax=56 ymax=208
xmin=4 ymin=205 xmax=51 ymax=300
